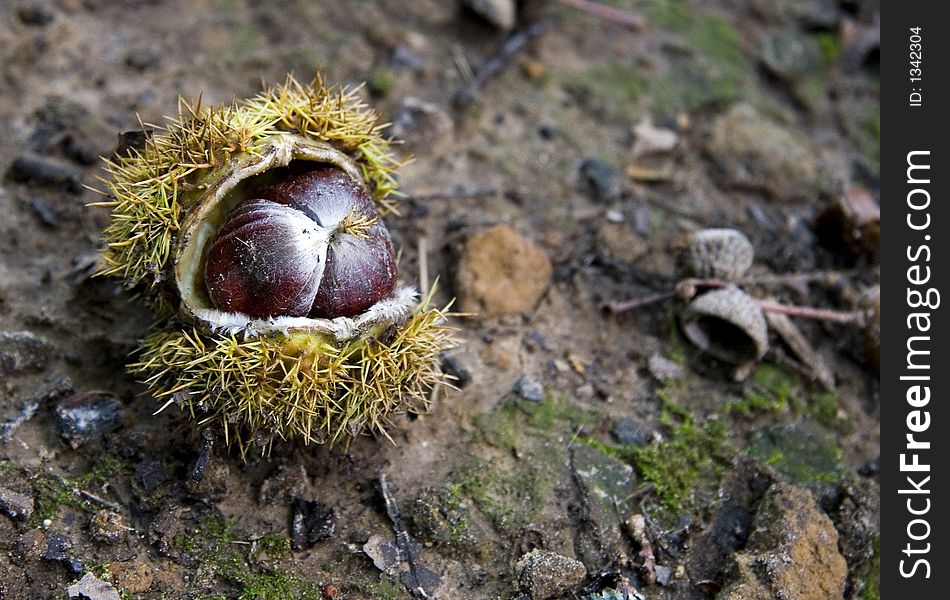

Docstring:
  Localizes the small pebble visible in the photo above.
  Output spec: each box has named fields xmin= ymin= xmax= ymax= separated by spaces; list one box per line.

xmin=516 ymin=549 xmax=586 ymax=600
xmin=43 ymin=533 xmax=72 ymax=562
xmin=16 ymin=2 xmax=54 ymax=26
xmin=66 ymin=572 xmax=121 ymax=600
xmin=55 ymin=392 xmax=123 ymax=448
xmin=290 ymin=498 xmax=336 ymax=550
xmin=30 ymin=197 xmax=60 ymax=227
xmin=513 ymin=375 xmax=544 ymax=403
xmin=647 ymin=354 xmax=684 ymax=383
xmin=655 ymin=564 xmax=673 ymax=586
xmin=760 ymin=29 xmax=823 ymax=83
xmin=521 ymin=58 xmax=546 ymax=80
xmin=390 ymin=44 xmax=423 ymax=71
xmin=440 ymin=354 xmax=472 ymax=388
xmin=456 ymin=225 xmax=552 ymax=315
xmin=0 ymin=486 xmax=34 ymax=521
xmin=537 ymin=124 xmax=557 ymax=140
xmin=0 ymin=330 xmax=52 ymax=377
xmin=597 ymin=222 xmax=648 ymax=265
xmin=605 ymin=209 xmax=625 ymax=223
xmin=7 ymin=153 xmax=84 ymax=193
xmin=362 ymin=533 xmax=399 ymax=575
xmin=524 ymin=331 xmax=552 ymax=352
xmin=464 ymin=0 xmax=517 ymax=30
xmin=134 ymin=457 xmax=170 ymax=493
xmin=575 ymin=383 xmax=595 ymax=400
xmin=90 ymin=510 xmax=130 ymax=544
xmin=389 ymin=96 xmax=453 ymax=153
xmin=632 ymin=118 xmax=679 ymax=157
xmin=612 ymin=418 xmax=651 ymax=447
xmin=322 ymin=583 xmax=341 ymax=599
xmin=706 ymin=103 xmax=822 ymax=202
xmin=125 ymin=47 xmax=160 ymax=71
xmin=579 ymin=158 xmax=622 ymax=203
xmin=66 ymin=558 xmax=85 ymax=574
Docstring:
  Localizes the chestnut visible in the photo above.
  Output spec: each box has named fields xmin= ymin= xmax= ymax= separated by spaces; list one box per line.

xmin=98 ymin=75 xmax=454 ymax=450
xmin=204 ymin=166 xmax=397 ymax=319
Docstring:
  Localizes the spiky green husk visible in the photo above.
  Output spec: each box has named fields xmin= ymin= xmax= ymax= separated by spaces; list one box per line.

xmin=96 ymin=75 xmax=456 ymax=452
xmin=95 ymin=74 xmax=402 ymax=289
xmin=133 ymin=305 xmax=453 ymax=456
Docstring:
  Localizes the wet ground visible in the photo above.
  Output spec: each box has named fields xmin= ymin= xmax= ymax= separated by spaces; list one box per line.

xmin=0 ymin=1 xmax=880 ymax=598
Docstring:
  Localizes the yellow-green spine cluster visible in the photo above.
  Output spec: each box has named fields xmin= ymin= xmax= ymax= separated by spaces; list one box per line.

xmin=134 ymin=299 xmax=453 ymax=456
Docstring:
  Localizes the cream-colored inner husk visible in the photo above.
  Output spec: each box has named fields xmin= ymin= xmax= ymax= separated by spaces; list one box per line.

xmin=175 ymin=135 xmax=415 ymax=340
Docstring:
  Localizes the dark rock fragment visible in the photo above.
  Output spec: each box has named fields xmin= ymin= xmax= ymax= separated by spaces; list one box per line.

xmin=0 ymin=486 xmax=34 ymax=521
xmin=7 ymin=154 xmax=84 ymax=193
xmin=579 ymin=158 xmax=623 ymax=203
xmin=513 ymin=375 xmax=544 ymax=403
xmin=55 ymin=392 xmax=123 ymax=448
xmin=290 ymin=499 xmax=337 ymax=550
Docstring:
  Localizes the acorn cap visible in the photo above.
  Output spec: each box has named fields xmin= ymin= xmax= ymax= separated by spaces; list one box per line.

xmin=680 ymin=228 xmax=754 ymax=281
xmin=682 ymin=286 xmax=768 ymax=365
xmin=95 ymin=76 xmax=453 ymax=453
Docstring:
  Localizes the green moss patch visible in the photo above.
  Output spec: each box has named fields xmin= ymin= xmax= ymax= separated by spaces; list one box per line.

xmin=175 ymin=517 xmax=319 ymax=600
xmin=632 ymin=403 xmax=731 ymax=514
xmin=809 ymin=390 xmax=852 ymax=433
xmin=407 ymin=483 xmax=471 ymax=548
xmin=571 ymin=64 xmax=650 ymax=114
xmin=727 ymin=364 xmax=796 ymax=415
xmin=646 ymin=0 xmax=694 ymax=30
xmin=578 ymin=382 xmax=734 ymax=516
xmin=747 ymin=421 xmax=845 ymax=490
xmin=861 ymin=537 xmax=881 ymax=600
xmin=22 ymin=454 xmax=126 ymax=526
xmin=474 ymin=393 xmax=601 ymax=451
xmin=650 ymin=14 xmax=751 ymax=117
xmin=461 ymin=394 xmax=602 ymax=536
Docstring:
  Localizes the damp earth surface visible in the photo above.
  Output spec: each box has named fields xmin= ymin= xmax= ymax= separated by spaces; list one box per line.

xmin=0 ymin=1 xmax=880 ymax=598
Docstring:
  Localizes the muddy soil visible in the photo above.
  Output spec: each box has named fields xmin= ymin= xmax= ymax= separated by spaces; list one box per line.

xmin=0 ymin=1 xmax=880 ymax=599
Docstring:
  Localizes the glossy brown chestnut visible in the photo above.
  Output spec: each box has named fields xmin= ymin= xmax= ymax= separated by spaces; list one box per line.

xmin=204 ymin=166 xmax=397 ymax=319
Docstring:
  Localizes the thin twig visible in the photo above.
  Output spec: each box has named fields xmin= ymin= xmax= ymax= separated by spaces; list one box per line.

xmin=554 ymin=0 xmax=644 ymax=29
xmin=740 ymin=270 xmax=856 ymax=287
xmin=451 ymin=45 xmax=475 ymax=84
xmin=608 ymin=290 xmax=676 ymax=314
xmin=454 ymin=17 xmax=559 ymax=106
xmin=418 ymin=236 xmax=429 ymax=299
xmin=190 ymin=428 xmax=214 ymax=484
xmin=610 ymin=277 xmax=863 ymax=326
xmin=79 ymin=490 xmax=122 ymax=512
xmin=379 ymin=474 xmax=430 ymax=598
xmin=608 ymin=277 xmax=727 ymax=312
xmin=757 ymin=299 xmax=862 ymax=325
